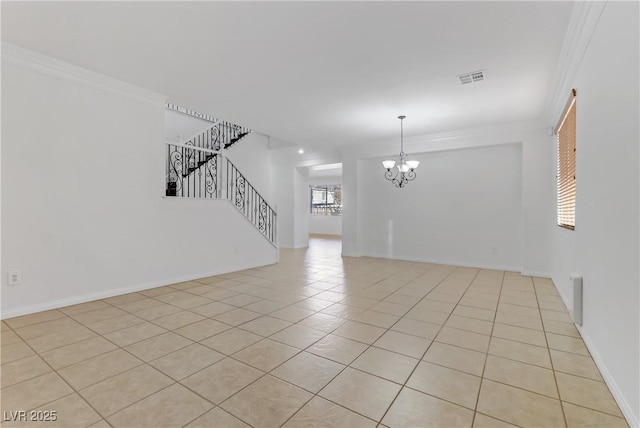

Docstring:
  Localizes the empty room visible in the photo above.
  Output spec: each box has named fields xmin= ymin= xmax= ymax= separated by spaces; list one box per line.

xmin=1 ymin=1 xmax=638 ymax=427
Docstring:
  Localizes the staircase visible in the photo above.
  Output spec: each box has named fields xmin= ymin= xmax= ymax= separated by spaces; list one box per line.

xmin=166 ymin=103 xmax=251 ymax=151
xmin=164 ymin=106 xmax=276 ymax=246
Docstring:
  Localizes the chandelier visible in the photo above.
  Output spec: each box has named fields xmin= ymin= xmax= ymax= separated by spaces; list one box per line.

xmin=382 ymin=115 xmax=419 ymax=188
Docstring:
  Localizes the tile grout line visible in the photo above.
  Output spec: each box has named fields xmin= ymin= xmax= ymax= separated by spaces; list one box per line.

xmin=174 ymin=299 xmax=339 ymax=427
xmin=470 ymin=269 xmax=506 ymax=427
xmin=1 ymin=322 xmax=113 ymax=426
xmin=532 ymin=275 xmax=569 ymax=428
xmin=6 ymin=301 xmax=223 ymax=424
xmin=277 ymin=263 xmax=454 ymax=426
xmin=210 ymin=295 xmax=359 ymax=427
xmin=376 ymin=267 xmax=483 ymax=425
xmin=2 ymin=239 xmax=620 ymax=428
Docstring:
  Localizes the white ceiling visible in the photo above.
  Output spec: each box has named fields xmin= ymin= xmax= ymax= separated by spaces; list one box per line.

xmin=2 ymin=1 xmax=574 ymax=151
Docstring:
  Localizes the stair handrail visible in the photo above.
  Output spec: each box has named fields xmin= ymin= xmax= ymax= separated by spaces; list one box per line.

xmin=172 ymin=121 xmax=252 ymax=152
xmin=165 ymin=142 xmax=220 ymax=199
xmin=225 ymin=157 xmax=276 ymax=213
xmin=165 ymin=142 xmax=218 ymax=181
xmin=179 ymin=123 xmax=224 ymax=152
xmin=225 ymin=157 xmax=277 ymax=244
xmin=176 ymin=121 xmax=220 ymax=145
xmin=165 ymin=140 xmax=218 ymax=154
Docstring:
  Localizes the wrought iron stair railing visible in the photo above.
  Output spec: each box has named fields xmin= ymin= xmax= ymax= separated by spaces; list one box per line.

xmin=182 ymin=125 xmax=221 ymax=151
xmin=165 ymin=143 xmax=277 ymax=246
xmin=225 ymin=158 xmax=277 ymax=244
xmin=179 ymin=121 xmax=251 ymax=152
xmin=166 ymin=143 xmax=220 ymax=199
xmin=220 ymin=121 xmax=251 ymax=150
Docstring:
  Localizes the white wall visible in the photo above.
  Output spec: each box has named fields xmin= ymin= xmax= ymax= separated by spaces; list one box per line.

xmin=271 ymin=161 xmax=311 ymax=249
xmin=309 ymin=175 xmax=342 ymax=236
xmin=340 ymin=123 xmax=554 ymax=271
xmin=356 ymin=144 xmax=523 ymax=270
xmin=1 ymin=46 xmax=278 ymax=318
xmin=293 ymin=167 xmax=310 ymax=248
xmin=309 ymin=216 xmax=342 ymax=236
xmin=164 ymin=109 xmax=213 ymax=143
xmin=272 ymin=164 xmax=295 ymax=247
xmin=224 ymin=133 xmax=274 ymax=204
xmin=549 ymin=2 xmax=639 ymax=424
xmin=341 ymin=156 xmax=360 ymax=256
xmin=520 ymin=130 xmax=555 ymax=276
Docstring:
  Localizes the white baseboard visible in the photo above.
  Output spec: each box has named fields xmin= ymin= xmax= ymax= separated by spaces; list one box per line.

xmin=358 ymin=252 xmax=520 ymax=273
xmin=552 ymin=279 xmax=638 ymax=427
xmin=341 ymin=251 xmax=360 ymax=258
xmin=0 ymin=260 xmax=276 ymax=320
xmin=576 ymin=326 xmax=639 ymax=427
xmin=521 ymin=270 xmax=552 ymax=278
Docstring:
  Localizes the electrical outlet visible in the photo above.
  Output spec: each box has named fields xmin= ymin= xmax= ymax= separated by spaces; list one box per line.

xmin=8 ymin=271 xmax=22 ymax=286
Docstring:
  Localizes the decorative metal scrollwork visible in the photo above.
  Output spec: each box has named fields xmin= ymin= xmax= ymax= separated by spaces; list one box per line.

xmin=387 ymin=169 xmax=417 ymax=188
xmin=168 ymin=147 xmax=184 ymax=193
xmin=225 ymin=158 xmax=276 ymax=243
xmin=185 ymin=147 xmax=197 ymax=175
xmin=165 ymin=147 xmax=276 ymax=245
xmin=166 ymin=144 xmax=219 ymax=198
xmin=181 ymin=125 xmax=222 ymax=151
xmin=235 ymin=176 xmax=246 ymax=210
xmin=205 ymin=155 xmax=218 ymax=196
xmin=258 ymin=201 xmax=267 ymax=231
xmin=211 ymin=126 xmax=221 ymax=151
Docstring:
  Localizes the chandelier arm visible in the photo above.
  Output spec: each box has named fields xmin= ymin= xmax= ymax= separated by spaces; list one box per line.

xmin=384 ymin=169 xmax=395 ymax=180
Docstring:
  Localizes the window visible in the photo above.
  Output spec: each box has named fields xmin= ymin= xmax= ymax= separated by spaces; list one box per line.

xmin=310 ymin=185 xmax=342 ymax=215
xmin=556 ymin=89 xmax=576 ymax=230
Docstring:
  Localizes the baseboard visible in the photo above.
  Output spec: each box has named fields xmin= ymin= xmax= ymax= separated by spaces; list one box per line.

xmin=576 ymin=326 xmax=639 ymax=427
xmin=0 ymin=260 xmax=276 ymax=320
xmin=520 ymin=270 xmax=552 ymax=278
xmin=341 ymin=251 xmax=360 ymax=258
xmin=358 ymin=252 xmax=520 ymax=273
xmin=338 ymin=253 xmax=549 ymax=276
xmin=551 ymin=279 xmax=638 ymax=427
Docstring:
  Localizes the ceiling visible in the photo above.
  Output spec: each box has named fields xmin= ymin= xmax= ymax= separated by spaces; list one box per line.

xmin=2 ymin=1 xmax=575 ymax=151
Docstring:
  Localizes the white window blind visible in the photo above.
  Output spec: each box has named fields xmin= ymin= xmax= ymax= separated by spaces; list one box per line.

xmin=556 ymin=89 xmax=576 ymax=230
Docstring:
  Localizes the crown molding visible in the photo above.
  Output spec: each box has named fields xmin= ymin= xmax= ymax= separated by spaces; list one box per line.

xmin=339 ymin=119 xmax=548 ymax=160
xmin=1 ymin=42 xmax=167 ymax=105
xmin=543 ymin=1 xmax=607 ymax=125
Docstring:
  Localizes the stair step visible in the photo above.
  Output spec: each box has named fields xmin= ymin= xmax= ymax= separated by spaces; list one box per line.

xmin=180 ymin=155 xmax=218 ymax=178
xmin=224 ymin=132 xmax=250 ymax=149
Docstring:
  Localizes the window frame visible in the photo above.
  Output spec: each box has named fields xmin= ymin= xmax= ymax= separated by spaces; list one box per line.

xmin=555 ymin=89 xmax=577 ymax=231
xmin=309 ymin=184 xmax=342 ymax=216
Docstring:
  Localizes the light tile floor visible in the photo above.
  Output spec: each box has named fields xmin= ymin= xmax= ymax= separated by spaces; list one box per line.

xmin=0 ymin=235 xmax=628 ymax=427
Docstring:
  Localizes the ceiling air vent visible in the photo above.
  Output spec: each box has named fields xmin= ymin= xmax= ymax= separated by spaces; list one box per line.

xmin=458 ymin=70 xmax=485 ymax=85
